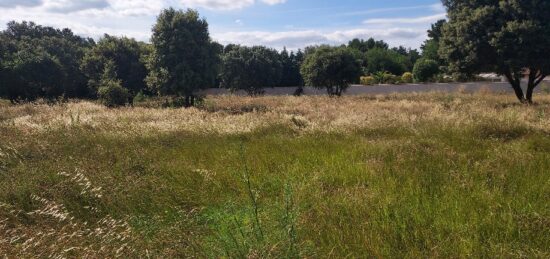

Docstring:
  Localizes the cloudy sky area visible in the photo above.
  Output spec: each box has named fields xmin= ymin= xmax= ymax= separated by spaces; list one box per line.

xmin=0 ymin=0 xmax=446 ymax=50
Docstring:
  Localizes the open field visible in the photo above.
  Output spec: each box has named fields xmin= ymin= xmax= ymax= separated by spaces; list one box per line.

xmin=1 ymin=91 xmax=550 ymax=257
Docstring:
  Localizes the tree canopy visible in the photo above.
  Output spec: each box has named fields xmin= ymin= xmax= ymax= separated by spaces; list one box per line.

xmin=81 ymin=35 xmax=149 ymax=99
xmin=219 ymin=45 xmax=283 ymax=95
xmin=300 ymin=46 xmax=362 ymax=96
xmin=146 ymin=8 xmax=220 ymax=106
xmin=440 ymin=0 xmax=550 ymax=103
xmin=0 ymin=21 xmax=93 ymax=101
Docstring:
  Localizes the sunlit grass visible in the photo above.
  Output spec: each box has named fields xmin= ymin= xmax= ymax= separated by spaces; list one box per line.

xmin=1 ymin=92 xmax=549 ymax=257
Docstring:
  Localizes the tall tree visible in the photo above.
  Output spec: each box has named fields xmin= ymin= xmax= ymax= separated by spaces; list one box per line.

xmin=440 ymin=0 xmax=550 ymax=103
xmin=219 ymin=45 xmax=283 ymax=95
xmin=146 ymin=8 xmax=220 ymax=107
xmin=0 ymin=21 xmax=93 ymax=99
xmin=81 ymin=35 xmax=149 ymax=99
xmin=300 ymin=46 xmax=362 ymax=96
xmin=280 ymin=48 xmax=304 ymax=87
xmin=421 ymin=19 xmax=447 ymax=70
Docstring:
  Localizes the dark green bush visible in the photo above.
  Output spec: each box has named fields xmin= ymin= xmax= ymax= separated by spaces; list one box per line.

xmin=97 ymin=80 xmax=129 ymax=108
xmin=413 ymin=59 xmax=439 ymax=82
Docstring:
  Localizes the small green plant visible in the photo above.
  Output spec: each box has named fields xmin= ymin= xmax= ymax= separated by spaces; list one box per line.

xmin=401 ymin=72 xmax=414 ymax=83
xmin=360 ymin=76 xmax=376 ymax=85
xmin=132 ymin=91 xmax=148 ymax=104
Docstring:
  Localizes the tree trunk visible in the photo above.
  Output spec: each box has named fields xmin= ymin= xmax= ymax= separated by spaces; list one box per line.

xmin=184 ymin=95 xmax=191 ymax=108
xmin=526 ymin=69 xmax=547 ymax=104
xmin=504 ymin=71 xmax=526 ymax=103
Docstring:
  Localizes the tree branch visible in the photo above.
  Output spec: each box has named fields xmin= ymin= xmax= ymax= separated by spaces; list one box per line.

xmin=535 ymin=74 xmax=547 ymax=87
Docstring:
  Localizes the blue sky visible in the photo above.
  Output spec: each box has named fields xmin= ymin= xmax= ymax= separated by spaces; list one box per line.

xmin=0 ymin=0 xmax=446 ymax=50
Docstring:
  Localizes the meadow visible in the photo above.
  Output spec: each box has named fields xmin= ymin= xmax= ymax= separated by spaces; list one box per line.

xmin=1 ymin=90 xmax=550 ymax=258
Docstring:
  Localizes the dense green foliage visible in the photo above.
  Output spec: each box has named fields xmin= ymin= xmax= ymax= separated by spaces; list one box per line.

xmin=146 ymin=8 xmax=220 ymax=106
xmin=440 ymin=0 xmax=550 ymax=103
xmin=219 ymin=45 xmax=283 ymax=95
xmin=300 ymin=46 xmax=362 ymax=96
xmin=96 ymin=61 xmax=129 ymax=107
xmin=364 ymin=47 xmax=408 ymax=75
xmin=279 ymin=48 xmax=304 ymax=87
xmin=0 ymin=21 xmax=93 ymax=101
xmin=81 ymin=35 xmax=149 ymax=98
xmin=413 ymin=59 xmax=440 ymax=82
xmin=348 ymin=38 xmax=419 ymax=75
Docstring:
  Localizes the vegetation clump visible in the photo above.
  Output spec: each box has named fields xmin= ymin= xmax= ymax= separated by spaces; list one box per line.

xmin=300 ymin=46 xmax=362 ymax=96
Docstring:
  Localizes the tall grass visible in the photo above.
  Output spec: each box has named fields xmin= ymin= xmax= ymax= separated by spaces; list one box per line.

xmin=0 ymin=92 xmax=549 ymax=257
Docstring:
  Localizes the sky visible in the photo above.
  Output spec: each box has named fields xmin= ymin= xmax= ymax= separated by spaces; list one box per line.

xmin=0 ymin=0 xmax=447 ymax=50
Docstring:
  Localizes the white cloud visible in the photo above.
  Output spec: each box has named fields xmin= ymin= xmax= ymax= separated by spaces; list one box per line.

xmin=363 ymin=13 xmax=446 ymax=25
xmin=0 ymin=1 xmax=437 ymax=50
xmin=213 ymin=28 xmax=426 ymax=50
xmin=180 ymin=0 xmax=285 ymax=10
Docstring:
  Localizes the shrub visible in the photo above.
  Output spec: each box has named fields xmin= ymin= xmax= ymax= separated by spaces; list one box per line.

xmin=98 ymin=80 xmax=129 ymax=108
xmin=401 ymin=72 xmax=414 ymax=83
xmin=132 ymin=91 xmax=148 ymax=104
xmin=384 ymin=73 xmax=401 ymax=85
xmin=413 ymin=59 xmax=439 ymax=82
xmin=360 ymin=76 xmax=376 ymax=85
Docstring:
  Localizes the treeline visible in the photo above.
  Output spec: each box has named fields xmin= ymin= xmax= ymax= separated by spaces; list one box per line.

xmin=0 ymin=8 xmax=445 ymax=106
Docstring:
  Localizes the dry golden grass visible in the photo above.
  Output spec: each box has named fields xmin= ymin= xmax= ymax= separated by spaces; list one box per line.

xmin=1 ymin=91 xmax=550 ymax=257
xmin=1 ymin=92 xmax=550 ymax=136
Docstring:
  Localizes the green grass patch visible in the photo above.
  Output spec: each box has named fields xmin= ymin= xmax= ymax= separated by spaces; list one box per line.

xmin=1 ymin=122 xmax=550 ymax=257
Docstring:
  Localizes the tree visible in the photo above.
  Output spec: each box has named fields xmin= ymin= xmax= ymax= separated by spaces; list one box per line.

xmin=413 ymin=59 xmax=440 ymax=82
xmin=364 ymin=47 xmax=408 ymax=75
xmin=421 ymin=19 xmax=447 ymax=71
xmin=2 ymin=47 xmax=65 ymax=102
xmin=219 ymin=45 xmax=283 ymax=95
xmin=1 ymin=21 xmax=94 ymax=99
xmin=348 ymin=38 xmax=389 ymax=53
xmin=81 ymin=35 xmax=148 ymax=99
xmin=97 ymin=61 xmax=129 ymax=107
xmin=300 ymin=46 xmax=362 ymax=96
xmin=440 ymin=0 xmax=550 ymax=103
xmin=280 ymin=48 xmax=304 ymax=87
xmin=146 ymin=8 xmax=220 ymax=107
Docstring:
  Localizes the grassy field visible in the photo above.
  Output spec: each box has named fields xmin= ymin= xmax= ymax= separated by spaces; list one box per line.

xmin=1 ymin=91 xmax=550 ymax=258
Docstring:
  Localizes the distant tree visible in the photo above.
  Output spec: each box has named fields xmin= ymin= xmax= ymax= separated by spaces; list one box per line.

xmin=413 ymin=59 xmax=440 ymax=82
xmin=0 ymin=21 xmax=93 ymax=99
xmin=280 ymin=48 xmax=304 ymax=87
xmin=364 ymin=48 xmax=407 ymax=75
xmin=440 ymin=0 xmax=550 ymax=103
xmin=219 ymin=45 xmax=283 ymax=95
xmin=348 ymin=38 xmax=389 ymax=52
xmin=81 ymin=35 xmax=148 ymax=99
xmin=97 ymin=61 xmax=129 ymax=107
xmin=300 ymin=46 xmax=362 ymax=96
xmin=146 ymin=8 xmax=220 ymax=107
xmin=2 ymin=47 xmax=65 ymax=102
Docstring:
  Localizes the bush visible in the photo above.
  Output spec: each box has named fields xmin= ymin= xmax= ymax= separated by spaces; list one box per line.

xmin=384 ymin=73 xmax=401 ymax=84
xmin=360 ymin=76 xmax=376 ymax=85
xmin=413 ymin=59 xmax=439 ymax=82
xmin=372 ymin=72 xmax=401 ymax=84
xmin=98 ymin=80 xmax=129 ymax=107
xmin=401 ymin=72 xmax=414 ymax=83
xmin=132 ymin=91 xmax=148 ymax=104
